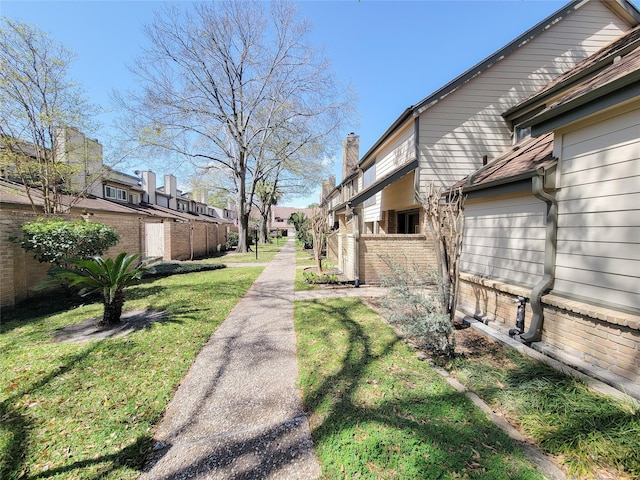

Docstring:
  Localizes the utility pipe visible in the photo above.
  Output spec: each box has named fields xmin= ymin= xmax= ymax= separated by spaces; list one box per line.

xmin=520 ymin=166 xmax=557 ymax=343
xmin=353 ymin=207 xmax=361 ymax=288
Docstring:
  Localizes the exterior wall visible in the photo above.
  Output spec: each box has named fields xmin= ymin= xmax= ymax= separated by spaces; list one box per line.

xmin=56 ymin=127 xmax=104 ymax=197
xmin=363 ymin=124 xmax=415 ymax=223
xmin=461 ymin=193 xmax=546 ymax=287
xmin=554 ymin=106 xmax=640 ymax=311
xmin=359 ymin=234 xmax=437 ymax=285
xmin=418 ymin=0 xmax=629 ymax=189
xmin=457 ymin=272 xmax=640 ymax=392
xmin=0 ymin=209 xmax=56 ymax=307
xmin=327 ymin=231 xmax=339 ymax=263
xmin=88 ymin=212 xmax=143 ymax=258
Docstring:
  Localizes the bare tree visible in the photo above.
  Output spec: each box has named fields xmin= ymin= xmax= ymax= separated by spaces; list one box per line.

xmin=118 ymin=1 xmax=351 ymax=252
xmin=0 ymin=18 xmax=99 ymax=214
xmin=421 ymin=183 xmax=465 ymax=320
xmin=310 ymin=204 xmax=328 ymax=273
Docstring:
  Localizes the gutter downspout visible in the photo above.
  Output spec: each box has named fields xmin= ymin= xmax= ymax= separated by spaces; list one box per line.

xmin=352 ymin=204 xmax=361 ymax=287
xmin=520 ymin=166 xmax=557 ymax=343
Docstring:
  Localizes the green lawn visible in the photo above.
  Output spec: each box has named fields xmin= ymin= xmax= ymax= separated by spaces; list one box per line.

xmin=444 ymin=339 xmax=640 ymax=479
xmin=294 ymin=297 xmax=544 ymax=479
xmin=0 ymin=266 xmax=262 ymax=480
xmin=203 ymin=241 xmax=284 ymax=264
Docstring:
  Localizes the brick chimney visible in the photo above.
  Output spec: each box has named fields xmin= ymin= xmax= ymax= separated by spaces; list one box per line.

xmin=321 ymin=174 xmax=336 ymax=203
xmin=141 ymin=171 xmax=156 ymax=204
xmin=342 ymin=133 xmax=359 ymax=180
xmin=164 ymin=174 xmax=178 ymax=210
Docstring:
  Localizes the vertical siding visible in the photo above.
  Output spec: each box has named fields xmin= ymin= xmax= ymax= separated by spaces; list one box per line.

xmin=418 ymin=0 xmax=629 ymax=189
xmin=461 ymin=194 xmax=546 ymax=286
xmin=555 ymin=107 xmax=640 ymax=311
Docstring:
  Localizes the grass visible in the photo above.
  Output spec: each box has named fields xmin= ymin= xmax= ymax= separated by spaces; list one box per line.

xmin=0 ymin=266 xmax=263 ymax=480
xmin=294 ymin=297 xmax=544 ymax=479
xmin=203 ymin=241 xmax=284 ymax=264
xmin=444 ymin=340 xmax=640 ymax=479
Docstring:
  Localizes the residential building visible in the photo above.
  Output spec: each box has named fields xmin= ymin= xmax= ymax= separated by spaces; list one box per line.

xmin=456 ymin=25 xmax=640 ymax=396
xmin=323 ymin=0 xmax=639 ymax=286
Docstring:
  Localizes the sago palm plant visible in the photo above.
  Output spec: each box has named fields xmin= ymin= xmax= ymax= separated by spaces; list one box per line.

xmin=53 ymin=252 xmax=148 ymax=324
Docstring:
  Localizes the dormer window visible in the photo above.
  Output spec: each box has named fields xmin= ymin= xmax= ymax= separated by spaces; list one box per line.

xmin=515 ymin=125 xmax=531 ymax=143
xmin=104 ymin=185 xmax=128 ymax=201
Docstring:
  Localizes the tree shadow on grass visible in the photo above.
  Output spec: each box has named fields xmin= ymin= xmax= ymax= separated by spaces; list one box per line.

xmin=296 ymin=298 xmax=543 ymax=479
xmin=1 ymin=343 xmax=100 ymax=479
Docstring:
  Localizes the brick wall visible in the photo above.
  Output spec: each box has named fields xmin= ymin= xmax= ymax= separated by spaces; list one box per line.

xmin=0 ymin=209 xmax=54 ymax=307
xmin=89 ymin=212 xmax=143 ymax=257
xmin=1 ymin=201 xmax=238 ymax=308
xmin=457 ymin=272 xmax=640 ymax=386
xmin=359 ymin=234 xmax=437 ymax=285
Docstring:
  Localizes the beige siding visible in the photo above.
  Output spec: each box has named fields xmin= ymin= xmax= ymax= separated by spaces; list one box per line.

xmin=380 ymin=171 xmax=417 ymax=212
xmin=461 ymin=194 xmax=546 ymax=286
xmin=554 ymin=107 xmax=640 ymax=311
xmin=418 ymin=0 xmax=629 ymax=189
xmin=363 ymin=124 xmax=415 ymax=223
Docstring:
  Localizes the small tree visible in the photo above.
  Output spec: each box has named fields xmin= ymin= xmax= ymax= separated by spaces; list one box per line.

xmin=421 ymin=183 xmax=465 ymax=320
xmin=16 ymin=218 xmax=119 ymax=267
xmin=287 ymin=211 xmax=312 ymax=249
xmin=0 ymin=18 xmax=99 ymax=214
xmin=52 ymin=253 xmax=148 ymax=325
xmin=310 ymin=205 xmax=328 ymax=272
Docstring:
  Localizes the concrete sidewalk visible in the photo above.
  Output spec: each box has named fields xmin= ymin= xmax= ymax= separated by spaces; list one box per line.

xmin=140 ymin=239 xmax=321 ymax=480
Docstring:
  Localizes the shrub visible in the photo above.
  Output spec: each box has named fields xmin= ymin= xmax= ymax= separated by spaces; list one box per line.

xmin=225 ymin=231 xmax=239 ymax=250
xmin=51 ymin=253 xmax=148 ymax=324
xmin=303 ymin=271 xmax=339 ymax=284
xmin=379 ymin=254 xmax=456 ymax=357
xmin=16 ymin=218 xmax=119 ymax=266
xmin=143 ymin=261 xmax=226 ymax=278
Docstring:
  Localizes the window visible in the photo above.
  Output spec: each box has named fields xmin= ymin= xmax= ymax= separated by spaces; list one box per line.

xmin=104 ymin=185 xmax=128 ymax=201
xmin=515 ymin=125 xmax=531 ymax=143
xmin=397 ymin=210 xmax=420 ymax=234
xmin=129 ymin=193 xmax=139 ymax=204
xmin=363 ymin=163 xmax=376 ymax=207
xmin=104 ymin=186 xmax=116 ymax=199
xmin=178 ymin=202 xmax=187 ymax=211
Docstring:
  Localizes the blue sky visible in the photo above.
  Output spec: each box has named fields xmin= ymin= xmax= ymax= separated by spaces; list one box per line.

xmin=2 ymin=0 xmax=568 ymax=206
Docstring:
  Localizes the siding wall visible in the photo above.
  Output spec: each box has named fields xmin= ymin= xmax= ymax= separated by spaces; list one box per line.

xmin=461 ymin=194 xmax=546 ymax=287
xmin=363 ymin=124 xmax=415 ymax=223
xmin=554 ymin=107 xmax=640 ymax=311
xmin=418 ymin=0 xmax=629 ymax=188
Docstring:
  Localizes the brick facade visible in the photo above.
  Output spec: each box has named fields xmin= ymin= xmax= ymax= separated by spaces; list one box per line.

xmin=457 ymin=272 xmax=640 ymax=388
xmin=359 ymin=234 xmax=437 ymax=285
xmin=0 ymin=204 xmax=237 ymax=308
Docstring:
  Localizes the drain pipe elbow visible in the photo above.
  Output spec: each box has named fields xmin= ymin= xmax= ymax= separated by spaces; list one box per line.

xmin=520 ymin=169 xmax=557 ymax=344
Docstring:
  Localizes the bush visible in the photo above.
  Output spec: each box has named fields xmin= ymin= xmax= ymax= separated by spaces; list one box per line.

xmin=379 ymin=255 xmax=456 ymax=357
xmin=16 ymin=218 xmax=119 ymax=266
xmin=303 ymin=271 xmax=339 ymax=284
xmin=144 ymin=261 xmax=226 ymax=278
xmin=225 ymin=231 xmax=239 ymax=250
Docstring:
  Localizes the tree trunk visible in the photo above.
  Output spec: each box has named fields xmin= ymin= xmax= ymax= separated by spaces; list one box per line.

xmin=260 ymin=215 xmax=270 ymax=244
xmin=101 ymin=291 xmax=124 ymax=325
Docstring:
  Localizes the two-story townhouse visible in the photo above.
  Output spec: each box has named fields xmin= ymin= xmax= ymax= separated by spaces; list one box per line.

xmin=324 ymin=0 xmax=640 ymax=286
xmin=456 ymin=25 xmax=640 ymax=397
